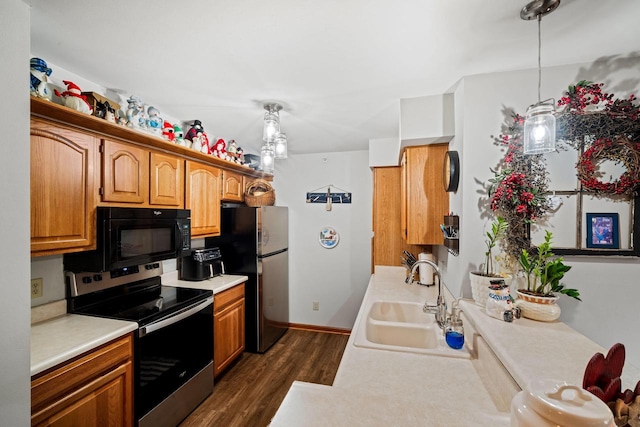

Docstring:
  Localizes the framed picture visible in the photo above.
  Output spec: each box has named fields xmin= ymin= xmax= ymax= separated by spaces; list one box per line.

xmin=586 ymin=213 xmax=619 ymax=249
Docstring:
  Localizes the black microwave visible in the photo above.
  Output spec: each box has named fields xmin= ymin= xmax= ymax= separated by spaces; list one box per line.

xmin=64 ymin=207 xmax=191 ymax=272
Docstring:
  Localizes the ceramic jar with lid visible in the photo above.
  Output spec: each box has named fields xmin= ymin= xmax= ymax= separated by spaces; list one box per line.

xmin=511 ymin=379 xmax=614 ymax=427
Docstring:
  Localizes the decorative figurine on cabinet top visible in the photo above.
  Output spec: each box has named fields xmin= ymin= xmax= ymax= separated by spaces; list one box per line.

xmin=95 ymin=100 xmax=116 ymax=123
xmin=236 ymin=146 xmax=245 ymax=165
xmin=30 ymin=57 xmax=53 ymax=100
xmin=227 ymin=139 xmax=238 ymax=160
xmin=146 ymin=106 xmax=163 ymax=135
xmin=162 ymin=121 xmax=175 ymax=142
xmin=126 ymin=96 xmax=146 ymax=130
xmin=174 ymin=124 xmax=187 ymax=147
xmin=211 ymin=138 xmax=227 ymax=159
xmin=54 ymin=81 xmax=93 ymax=114
xmin=185 ymin=120 xmax=210 ymax=153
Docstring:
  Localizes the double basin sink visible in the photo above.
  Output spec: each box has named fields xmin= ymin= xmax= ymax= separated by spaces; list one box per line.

xmin=353 ymin=300 xmax=470 ymax=359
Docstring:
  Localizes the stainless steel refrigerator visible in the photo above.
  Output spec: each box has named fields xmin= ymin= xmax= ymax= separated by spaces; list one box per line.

xmin=206 ymin=205 xmax=288 ymax=353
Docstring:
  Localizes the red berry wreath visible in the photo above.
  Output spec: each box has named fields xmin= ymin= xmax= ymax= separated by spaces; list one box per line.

xmin=576 ymin=136 xmax=640 ymax=195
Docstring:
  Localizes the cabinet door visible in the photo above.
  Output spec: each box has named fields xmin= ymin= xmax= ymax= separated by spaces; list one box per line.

xmin=185 ymin=161 xmax=221 ymax=237
xmin=372 ymin=167 xmax=426 ymax=269
xmin=150 ymin=152 xmax=184 ymax=207
xmin=30 ymin=119 xmax=97 ymax=255
xmin=214 ymin=287 xmax=245 ymax=378
xmin=403 ymin=144 xmax=449 ymax=245
xmin=101 ymin=139 xmax=149 ymax=204
xmin=221 ymin=170 xmax=244 ymax=202
xmin=32 ymin=362 xmax=133 ymax=427
xmin=31 ymin=335 xmax=133 ymax=427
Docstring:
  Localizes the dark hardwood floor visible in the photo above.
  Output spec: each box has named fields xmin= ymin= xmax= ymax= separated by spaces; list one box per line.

xmin=180 ymin=329 xmax=350 ymax=427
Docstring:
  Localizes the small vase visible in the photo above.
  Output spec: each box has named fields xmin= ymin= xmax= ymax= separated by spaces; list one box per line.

xmin=515 ymin=290 xmax=560 ymax=322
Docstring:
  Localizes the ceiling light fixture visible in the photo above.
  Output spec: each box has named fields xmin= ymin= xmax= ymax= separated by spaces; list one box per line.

xmin=260 ymin=103 xmax=288 ymax=172
xmin=521 ymin=0 xmax=560 ymax=155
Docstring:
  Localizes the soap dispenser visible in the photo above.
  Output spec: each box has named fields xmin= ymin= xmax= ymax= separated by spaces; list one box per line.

xmin=445 ymin=301 xmax=464 ymax=350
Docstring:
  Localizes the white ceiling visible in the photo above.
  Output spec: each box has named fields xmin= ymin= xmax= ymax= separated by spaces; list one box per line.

xmin=28 ymin=0 xmax=640 ymax=156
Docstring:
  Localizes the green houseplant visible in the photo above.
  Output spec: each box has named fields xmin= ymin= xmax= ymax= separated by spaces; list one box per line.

xmin=469 ymin=217 xmax=510 ymax=306
xmin=516 ymin=230 xmax=581 ymax=321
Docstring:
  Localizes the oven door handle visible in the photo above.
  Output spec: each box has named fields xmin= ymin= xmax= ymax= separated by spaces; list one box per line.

xmin=139 ymin=296 xmax=213 ymax=338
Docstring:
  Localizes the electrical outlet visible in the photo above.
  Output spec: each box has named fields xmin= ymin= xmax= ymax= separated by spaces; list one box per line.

xmin=31 ymin=278 xmax=43 ymax=299
xmin=313 ymin=301 xmax=319 ymax=311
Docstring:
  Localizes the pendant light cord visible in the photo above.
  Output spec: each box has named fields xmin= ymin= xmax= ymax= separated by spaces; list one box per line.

xmin=537 ymin=14 xmax=542 ymax=104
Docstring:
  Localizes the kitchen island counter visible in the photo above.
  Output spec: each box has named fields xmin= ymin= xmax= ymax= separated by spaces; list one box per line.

xmin=271 ymin=266 xmax=639 ymax=426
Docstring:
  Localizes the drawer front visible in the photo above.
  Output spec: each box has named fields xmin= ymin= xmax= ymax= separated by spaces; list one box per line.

xmin=32 ymin=334 xmax=133 ymax=412
xmin=214 ymin=283 xmax=245 ymax=312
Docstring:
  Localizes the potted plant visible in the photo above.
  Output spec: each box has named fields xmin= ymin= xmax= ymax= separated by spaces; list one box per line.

xmin=469 ymin=217 xmax=509 ymax=306
xmin=516 ymin=230 xmax=581 ymax=321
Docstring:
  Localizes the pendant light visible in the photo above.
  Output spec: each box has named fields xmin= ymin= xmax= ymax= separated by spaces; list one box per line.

xmin=274 ymin=132 xmax=288 ymax=159
xmin=260 ymin=143 xmax=275 ymax=174
xmin=262 ymin=103 xmax=281 ymax=143
xmin=521 ymin=0 xmax=560 ymax=155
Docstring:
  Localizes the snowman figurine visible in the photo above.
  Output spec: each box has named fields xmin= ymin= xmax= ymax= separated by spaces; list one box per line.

xmin=146 ymin=106 xmax=163 ymax=135
xmin=54 ymin=80 xmax=93 ymax=114
xmin=30 ymin=57 xmax=53 ymax=100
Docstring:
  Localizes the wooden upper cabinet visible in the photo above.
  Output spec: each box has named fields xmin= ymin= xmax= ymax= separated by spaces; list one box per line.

xmin=101 ymin=139 xmax=149 ymax=204
xmin=150 ymin=152 xmax=184 ymax=207
xmin=30 ymin=118 xmax=97 ymax=255
xmin=372 ymin=166 xmax=427 ymax=269
xmin=401 ymin=144 xmax=449 ymax=245
xmin=221 ymin=170 xmax=244 ymax=202
xmin=186 ymin=160 xmax=221 ymax=237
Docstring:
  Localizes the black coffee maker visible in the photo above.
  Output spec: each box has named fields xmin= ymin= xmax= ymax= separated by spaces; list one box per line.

xmin=180 ymin=248 xmax=223 ymax=281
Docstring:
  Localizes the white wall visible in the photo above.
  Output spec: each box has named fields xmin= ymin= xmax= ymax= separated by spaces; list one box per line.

xmin=0 ymin=0 xmax=31 ymax=424
xmin=448 ymin=56 xmax=640 ymax=368
xmin=273 ymin=151 xmax=372 ymax=329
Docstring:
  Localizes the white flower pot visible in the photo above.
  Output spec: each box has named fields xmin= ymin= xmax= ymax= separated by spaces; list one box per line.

xmin=469 ymin=272 xmax=510 ymax=307
xmin=515 ymin=290 xmax=561 ymax=322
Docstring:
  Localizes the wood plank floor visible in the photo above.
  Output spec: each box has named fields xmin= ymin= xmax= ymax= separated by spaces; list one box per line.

xmin=180 ymin=329 xmax=350 ymax=427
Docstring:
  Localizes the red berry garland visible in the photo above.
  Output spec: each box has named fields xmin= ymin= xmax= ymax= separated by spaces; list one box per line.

xmin=576 ymin=137 xmax=640 ymax=195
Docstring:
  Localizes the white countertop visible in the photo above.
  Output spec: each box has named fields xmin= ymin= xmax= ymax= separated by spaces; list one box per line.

xmin=30 ymin=272 xmax=247 ymax=378
xmin=271 ymin=266 xmax=639 ymax=426
xmin=161 ymin=271 xmax=248 ymax=293
xmin=31 ymin=315 xmax=137 ymax=377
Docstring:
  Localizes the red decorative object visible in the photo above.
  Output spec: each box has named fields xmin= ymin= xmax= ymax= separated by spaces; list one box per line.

xmin=583 ymin=343 xmax=640 ymax=426
xmin=576 ymin=137 xmax=640 ymax=195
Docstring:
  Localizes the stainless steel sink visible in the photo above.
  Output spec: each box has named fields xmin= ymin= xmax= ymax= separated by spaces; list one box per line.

xmin=353 ymin=300 xmax=470 ymax=359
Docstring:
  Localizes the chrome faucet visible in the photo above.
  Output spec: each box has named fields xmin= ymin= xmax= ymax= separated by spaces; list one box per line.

xmin=405 ymin=259 xmax=447 ymax=329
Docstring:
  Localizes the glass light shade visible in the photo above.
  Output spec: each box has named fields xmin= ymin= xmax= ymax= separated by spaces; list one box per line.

xmin=260 ymin=143 xmax=275 ymax=174
xmin=274 ymin=132 xmax=288 ymax=159
xmin=263 ymin=111 xmax=280 ymax=143
xmin=523 ymin=103 xmax=556 ymax=154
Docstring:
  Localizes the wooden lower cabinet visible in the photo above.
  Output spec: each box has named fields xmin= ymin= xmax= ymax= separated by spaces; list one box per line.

xmin=214 ymin=283 xmax=245 ymax=378
xmin=31 ymin=334 xmax=134 ymax=427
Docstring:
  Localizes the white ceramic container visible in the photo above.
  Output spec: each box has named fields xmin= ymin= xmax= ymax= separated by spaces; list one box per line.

xmin=511 ymin=379 xmax=614 ymax=427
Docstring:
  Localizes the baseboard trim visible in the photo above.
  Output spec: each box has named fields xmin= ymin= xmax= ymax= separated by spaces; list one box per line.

xmin=288 ymin=323 xmax=351 ymax=335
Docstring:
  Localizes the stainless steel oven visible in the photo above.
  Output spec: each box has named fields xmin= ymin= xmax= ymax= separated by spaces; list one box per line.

xmin=66 ymin=263 xmax=213 ymax=427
